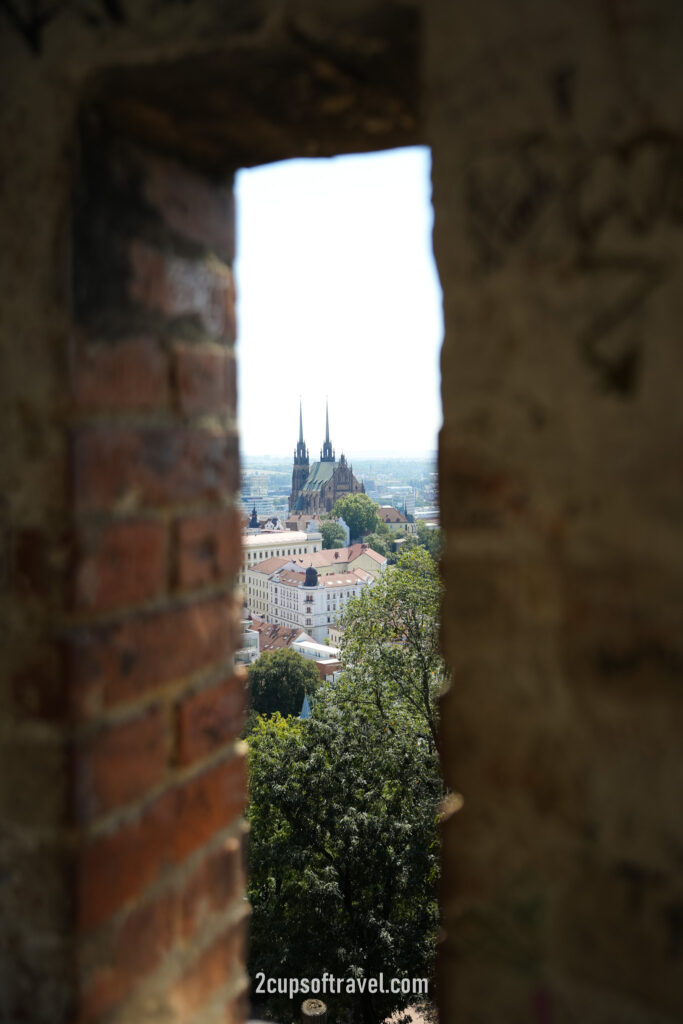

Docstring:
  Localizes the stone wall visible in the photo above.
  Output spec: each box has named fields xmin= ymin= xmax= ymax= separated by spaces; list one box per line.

xmin=430 ymin=2 xmax=683 ymax=1020
xmin=1 ymin=0 xmax=682 ymax=1021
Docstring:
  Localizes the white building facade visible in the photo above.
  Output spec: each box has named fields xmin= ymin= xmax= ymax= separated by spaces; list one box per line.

xmin=269 ymin=566 xmax=371 ymax=642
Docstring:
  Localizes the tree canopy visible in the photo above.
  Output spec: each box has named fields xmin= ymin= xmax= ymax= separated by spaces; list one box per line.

xmin=331 ymin=493 xmax=379 ymax=542
xmin=247 ymin=648 xmax=321 ymax=719
xmin=363 ymin=531 xmax=388 ymax=557
xmin=246 ymin=546 xmax=446 ymax=1023
xmin=337 ymin=546 xmax=446 ymax=752
xmin=248 ymin=700 xmax=440 ymax=1024
xmin=320 ymin=519 xmax=347 ymax=550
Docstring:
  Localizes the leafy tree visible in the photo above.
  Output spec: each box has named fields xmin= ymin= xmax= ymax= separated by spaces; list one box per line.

xmin=337 ymin=547 xmax=446 ymax=753
xmin=247 ymin=648 xmax=321 ymax=719
xmin=247 ymin=700 xmax=441 ymax=1024
xmin=416 ymin=522 xmax=443 ymax=560
xmin=363 ymin=532 xmax=388 ymax=557
xmin=331 ymin=493 xmax=379 ymax=542
xmin=320 ymin=519 xmax=347 ymax=550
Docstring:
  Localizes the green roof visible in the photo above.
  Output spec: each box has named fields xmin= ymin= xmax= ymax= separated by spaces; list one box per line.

xmin=300 ymin=461 xmax=335 ymax=491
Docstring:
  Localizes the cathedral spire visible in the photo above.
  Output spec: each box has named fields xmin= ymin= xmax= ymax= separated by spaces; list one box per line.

xmin=294 ymin=400 xmax=308 ymax=466
xmin=321 ymin=397 xmax=335 ymax=462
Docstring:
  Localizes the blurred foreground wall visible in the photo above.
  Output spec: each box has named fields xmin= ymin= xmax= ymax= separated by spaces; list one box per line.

xmin=1 ymin=1 xmax=681 ymax=1021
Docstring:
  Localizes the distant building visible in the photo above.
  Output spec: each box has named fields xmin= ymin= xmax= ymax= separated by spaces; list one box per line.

xmin=248 ymin=616 xmax=312 ymax=654
xmin=269 ymin=564 xmax=371 ymax=642
xmin=241 ymin=495 xmax=276 ymax=519
xmin=291 ymin=638 xmax=343 ymax=682
xmin=276 ymin=542 xmax=387 ymax=578
xmin=239 ymin=525 xmax=323 ymax=592
xmin=235 ymin=620 xmax=260 ymax=665
xmin=289 ymin=400 xmax=364 ymax=514
xmin=284 ymin=513 xmax=323 ymax=532
xmin=242 ymin=473 xmax=270 ymax=497
xmin=378 ymin=505 xmax=417 ymax=534
xmin=244 ymin=556 xmax=291 ymax=618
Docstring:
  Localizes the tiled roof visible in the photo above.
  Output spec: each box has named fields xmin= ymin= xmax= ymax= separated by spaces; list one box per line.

xmin=346 ymin=544 xmax=386 ymax=565
xmin=282 ymin=545 xmax=386 ymax=570
xmin=249 ymin=617 xmax=312 ymax=651
xmin=319 ymin=570 xmax=367 ymax=586
xmin=378 ymin=505 xmax=407 ymax=523
xmin=300 ymin=461 xmax=336 ymax=491
xmin=249 ymin=556 xmax=291 ymax=574
xmin=273 ymin=568 xmax=369 ymax=589
xmin=273 ymin=569 xmax=307 ymax=587
xmin=285 ymin=514 xmax=322 ymax=530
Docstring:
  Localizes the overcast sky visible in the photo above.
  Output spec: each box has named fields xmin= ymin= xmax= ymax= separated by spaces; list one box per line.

xmin=234 ymin=146 xmax=443 ymax=459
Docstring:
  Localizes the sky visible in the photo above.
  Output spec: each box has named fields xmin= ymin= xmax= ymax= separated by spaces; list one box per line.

xmin=234 ymin=146 xmax=443 ymax=459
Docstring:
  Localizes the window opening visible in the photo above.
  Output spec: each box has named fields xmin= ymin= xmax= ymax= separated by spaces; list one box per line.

xmin=236 ymin=148 xmax=444 ymax=1024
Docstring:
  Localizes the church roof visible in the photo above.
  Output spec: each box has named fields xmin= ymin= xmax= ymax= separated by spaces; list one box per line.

xmin=300 ymin=461 xmax=336 ymax=492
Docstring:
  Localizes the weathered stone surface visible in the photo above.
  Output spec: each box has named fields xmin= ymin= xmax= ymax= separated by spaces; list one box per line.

xmin=2 ymin=0 xmax=683 ymax=1021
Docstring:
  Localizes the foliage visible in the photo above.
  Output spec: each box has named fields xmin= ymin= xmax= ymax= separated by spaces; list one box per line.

xmin=416 ymin=522 xmax=443 ymax=560
xmin=320 ymin=519 xmax=347 ymax=550
xmin=331 ymin=493 xmax=380 ymax=542
xmin=247 ymin=700 xmax=441 ymax=1024
xmin=363 ymin=532 xmax=388 ymax=557
xmin=247 ymin=648 xmax=321 ymax=720
xmin=337 ymin=547 xmax=446 ymax=752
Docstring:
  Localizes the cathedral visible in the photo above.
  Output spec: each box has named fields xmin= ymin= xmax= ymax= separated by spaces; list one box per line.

xmin=289 ymin=401 xmax=364 ymax=514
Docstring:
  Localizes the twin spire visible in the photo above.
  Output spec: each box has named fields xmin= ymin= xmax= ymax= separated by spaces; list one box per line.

xmin=296 ymin=399 xmax=335 ymax=464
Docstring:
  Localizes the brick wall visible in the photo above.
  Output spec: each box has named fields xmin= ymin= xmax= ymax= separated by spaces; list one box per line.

xmin=15 ymin=133 xmax=244 ymax=1023
xmin=3 ymin=2 xmax=682 ymax=1022
xmin=64 ymin=135 xmax=248 ymax=1022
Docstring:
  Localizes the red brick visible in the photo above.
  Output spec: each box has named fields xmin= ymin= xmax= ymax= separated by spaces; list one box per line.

xmin=175 ymin=507 xmax=242 ymax=588
xmin=128 ymin=239 xmax=236 ymax=341
xmin=79 ymin=889 xmax=176 ymax=1021
xmin=181 ymin=836 xmax=246 ymax=939
xmin=173 ymin=752 xmax=247 ymax=863
xmin=70 ymin=425 xmax=239 ymax=513
xmin=77 ymin=752 xmax=245 ymax=932
xmin=66 ymin=594 xmax=240 ymax=716
xmin=175 ymin=345 xmax=236 ymax=417
xmin=141 ymin=152 xmax=235 ymax=263
xmin=176 ymin=672 xmax=247 ymax=767
xmin=73 ymin=705 xmax=167 ymax=822
xmin=71 ymin=337 xmax=167 ymax=413
xmin=73 ymin=519 xmax=167 ymax=612
xmin=77 ymin=788 xmax=176 ymax=932
xmin=80 ymin=840 xmax=246 ymax=1021
xmin=170 ymin=919 xmax=246 ymax=1016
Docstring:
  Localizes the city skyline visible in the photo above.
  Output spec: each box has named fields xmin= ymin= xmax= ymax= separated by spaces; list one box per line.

xmin=234 ymin=147 xmax=443 ymax=458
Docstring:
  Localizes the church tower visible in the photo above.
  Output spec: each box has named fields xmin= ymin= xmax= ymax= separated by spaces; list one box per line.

xmin=289 ymin=400 xmax=310 ymax=511
xmin=320 ymin=399 xmax=335 ymax=463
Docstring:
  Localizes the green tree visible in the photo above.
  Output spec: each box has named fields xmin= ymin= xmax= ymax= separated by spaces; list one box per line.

xmin=416 ymin=522 xmax=443 ymax=560
xmin=247 ymin=648 xmax=321 ymax=719
xmin=337 ymin=546 xmax=446 ymax=752
xmin=363 ymin=531 xmax=388 ymax=557
xmin=331 ymin=493 xmax=380 ymax=542
xmin=247 ymin=701 xmax=440 ymax=1024
xmin=320 ymin=519 xmax=347 ymax=550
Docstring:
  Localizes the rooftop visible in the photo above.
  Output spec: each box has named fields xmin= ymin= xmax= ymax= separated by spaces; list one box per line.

xmin=249 ymin=556 xmax=291 ymax=574
xmin=300 ymin=461 xmax=336 ymax=491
